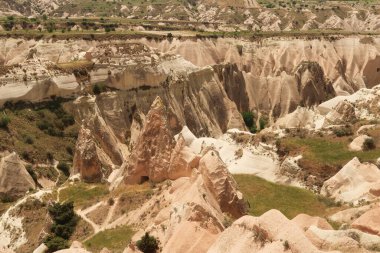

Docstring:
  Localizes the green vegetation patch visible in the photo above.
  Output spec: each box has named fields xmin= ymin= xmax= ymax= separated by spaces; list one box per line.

xmin=59 ymin=182 xmax=110 ymax=208
xmin=45 ymin=202 xmax=79 ymax=252
xmin=84 ymin=225 xmax=135 ymax=253
xmin=0 ymin=99 xmax=77 ymax=163
xmin=280 ymin=137 xmax=379 ymax=166
xmin=234 ymin=174 xmax=340 ymax=219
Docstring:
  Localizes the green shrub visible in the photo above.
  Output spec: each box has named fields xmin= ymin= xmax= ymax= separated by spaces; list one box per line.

xmin=57 ymin=162 xmax=70 ymax=176
xmin=24 ymin=135 xmax=34 ymax=144
xmin=259 ymin=116 xmax=268 ymax=130
xmin=45 ymin=202 xmax=78 ymax=252
xmin=363 ymin=138 xmax=375 ymax=151
xmin=333 ymin=127 xmax=353 ymax=137
xmin=242 ymin=111 xmax=257 ymax=133
xmin=0 ymin=115 xmax=10 ymax=129
xmin=136 ymin=232 xmax=159 ymax=253
xmin=92 ymin=84 xmax=102 ymax=95
xmin=44 ymin=235 xmax=68 ymax=252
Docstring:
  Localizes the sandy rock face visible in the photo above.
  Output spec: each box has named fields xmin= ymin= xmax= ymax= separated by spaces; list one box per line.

xmin=351 ymin=207 xmax=380 ymax=236
xmin=73 ymin=126 xmax=104 ymax=183
xmin=292 ymin=214 xmax=333 ymax=231
xmin=125 ymin=153 xmax=246 ymax=252
xmin=295 ymin=61 xmax=335 ymax=108
xmin=198 ymin=149 xmax=245 ymax=218
xmin=167 ymin=134 xmax=200 ymax=180
xmin=208 ymin=210 xmax=326 ymax=253
xmin=328 ymin=203 xmax=380 ymax=225
xmin=306 ymin=226 xmax=380 ymax=252
xmin=0 ymin=152 xmax=35 ymax=200
xmin=125 ymin=97 xmax=178 ymax=184
xmin=321 ymin=157 xmax=380 ymax=203
xmin=325 ymin=100 xmax=356 ymax=124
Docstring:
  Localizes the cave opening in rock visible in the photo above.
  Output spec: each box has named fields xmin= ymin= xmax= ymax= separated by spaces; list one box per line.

xmin=140 ymin=176 xmax=149 ymax=184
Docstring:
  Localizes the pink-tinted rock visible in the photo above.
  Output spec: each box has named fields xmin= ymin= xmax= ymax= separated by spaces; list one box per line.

xmin=292 ymin=213 xmax=333 ymax=231
xmin=352 ymin=207 xmax=380 ymax=236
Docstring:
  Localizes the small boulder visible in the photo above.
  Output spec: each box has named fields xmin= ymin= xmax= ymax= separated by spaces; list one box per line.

xmin=349 ymin=135 xmax=373 ymax=151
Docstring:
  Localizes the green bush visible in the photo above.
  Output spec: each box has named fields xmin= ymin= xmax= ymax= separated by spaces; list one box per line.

xmin=44 ymin=235 xmax=68 ymax=252
xmin=242 ymin=111 xmax=257 ymax=133
xmin=363 ymin=138 xmax=375 ymax=151
xmin=333 ymin=127 xmax=353 ymax=137
xmin=136 ymin=232 xmax=159 ymax=253
xmin=57 ymin=162 xmax=70 ymax=176
xmin=0 ymin=115 xmax=10 ymax=129
xmin=259 ymin=116 xmax=268 ymax=130
xmin=93 ymin=84 xmax=103 ymax=95
xmin=45 ymin=202 xmax=78 ymax=252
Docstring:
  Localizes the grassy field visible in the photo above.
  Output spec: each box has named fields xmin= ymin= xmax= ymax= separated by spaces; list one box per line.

xmin=59 ymin=182 xmax=110 ymax=208
xmin=234 ymin=174 xmax=341 ymax=219
xmin=281 ymin=136 xmax=380 ymax=167
xmin=84 ymin=225 xmax=135 ymax=253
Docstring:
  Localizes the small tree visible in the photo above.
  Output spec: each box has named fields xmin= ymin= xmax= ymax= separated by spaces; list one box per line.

xmin=136 ymin=232 xmax=159 ymax=253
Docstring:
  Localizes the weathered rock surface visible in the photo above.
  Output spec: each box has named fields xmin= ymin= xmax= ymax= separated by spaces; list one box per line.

xmin=125 ymin=97 xmax=177 ymax=184
xmin=73 ymin=126 xmax=109 ymax=183
xmin=351 ymin=207 xmax=380 ymax=236
xmin=168 ymin=134 xmax=200 ymax=180
xmin=306 ymin=226 xmax=380 ymax=252
xmin=321 ymin=157 xmax=380 ymax=203
xmin=292 ymin=213 xmax=333 ymax=231
xmin=198 ymin=149 xmax=245 ymax=218
xmin=208 ymin=209 xmax=327 ymax=253
xmin=0 ymin=152 xmax=35 ymax=200
xmin=124 ymin=148 xmax=246 ymax=252
xmin=119 ymin=119 xmax=246 ymax=252
xmin=325 ymin=100 xmax=356 ymax=124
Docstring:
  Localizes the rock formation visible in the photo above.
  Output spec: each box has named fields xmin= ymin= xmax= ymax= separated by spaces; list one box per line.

xmin=292 ymin=213 xmax=333 ymax=231
xmin=124 ymin=147 xmax=246 ymax=252
xmin=0 ymin=152 xmax=35 ymax=200
xmin=208 ymin=209 xmax=327 ymax=253
xmin=198 ymin=149 xmax=245 ymax=218
xmin=325 ymin=100 xmax=356 ymax=124
xmin=167 ymin=134 xmax=200 ymax=180
xmin=321 ymin=157 xmax=380 ymax=203
xmin=125 ymin=97 xmax=177 ymax=184
xmin=351 ymin=207 xmax=380 ymax=236
xmin=306 ymin=226 xmax=380 ymax=252
xmin=73 ymin=126 xmax=110 ymax=183
xmin=295 ymin=61 xmax=335 ymax=108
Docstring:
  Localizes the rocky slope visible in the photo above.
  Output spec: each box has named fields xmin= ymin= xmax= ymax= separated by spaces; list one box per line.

xmin=1 ymin=0 xmax=380 ymax=33
xmin=0 ymin=152 xmax=36 ymax=201
xmin=2 ymin=36 xmax=380 ymax=122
